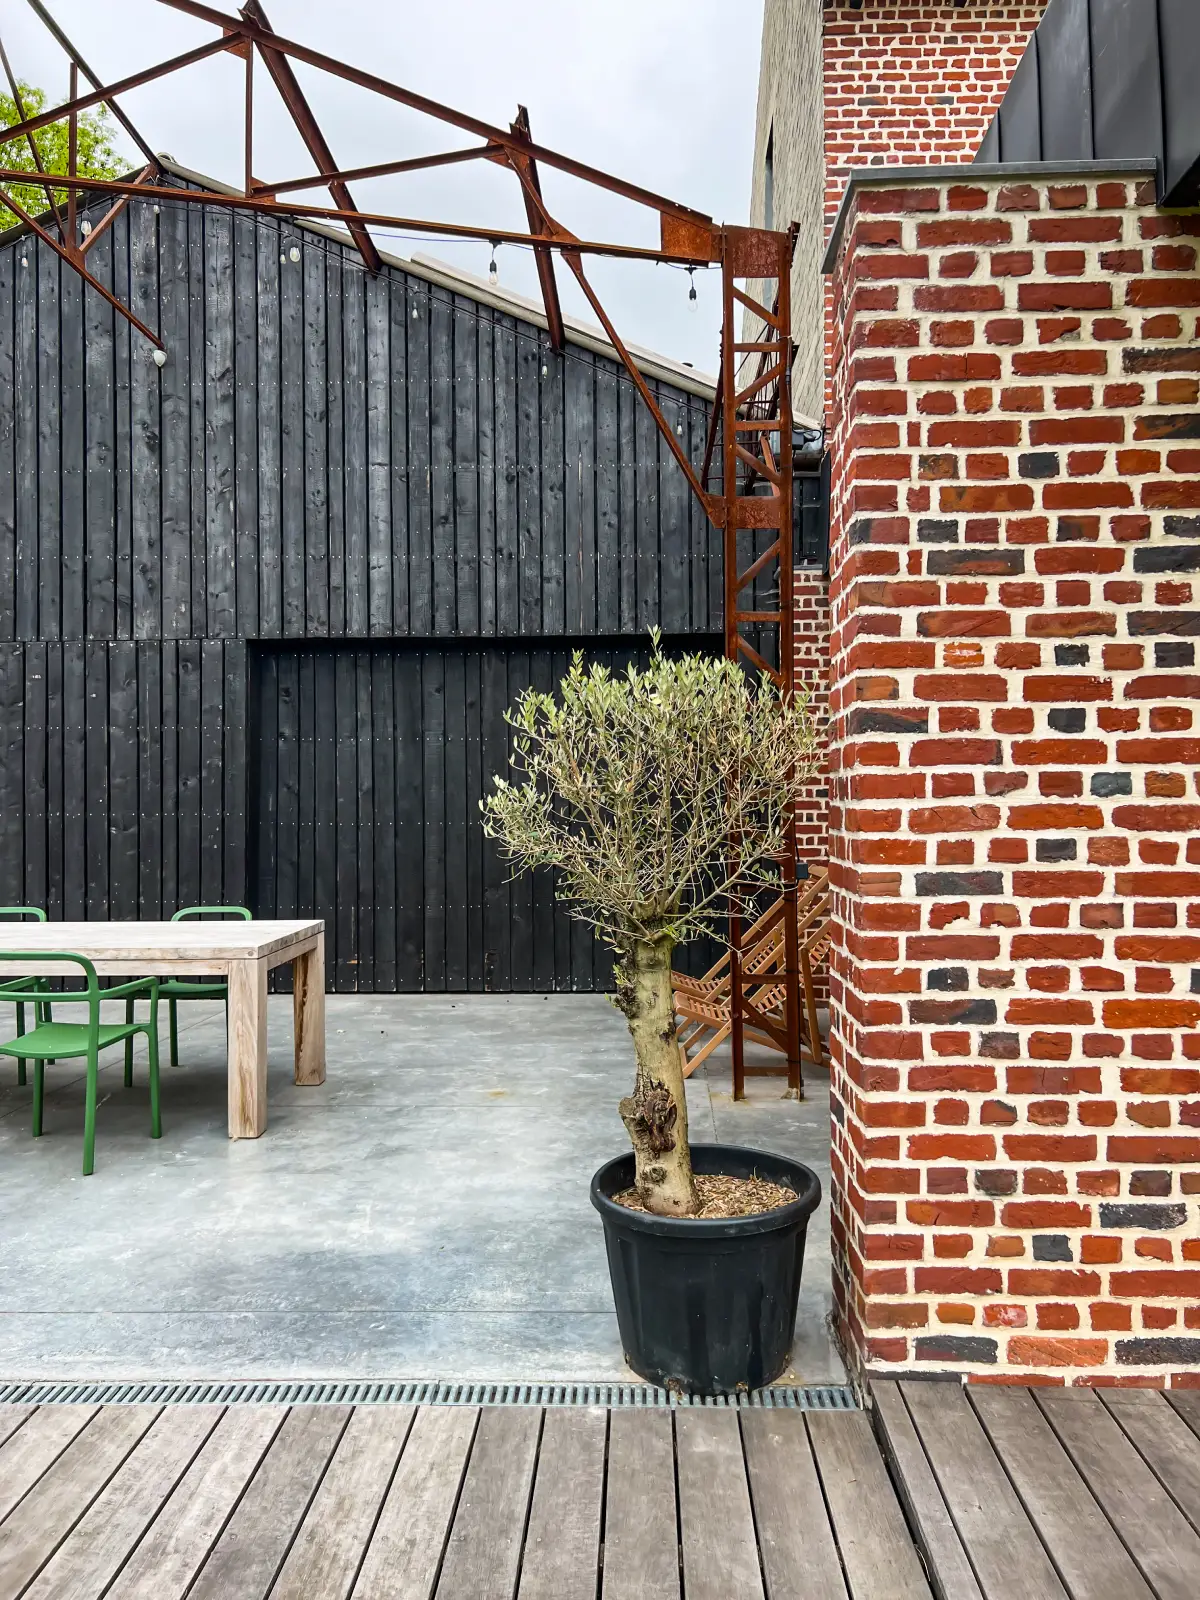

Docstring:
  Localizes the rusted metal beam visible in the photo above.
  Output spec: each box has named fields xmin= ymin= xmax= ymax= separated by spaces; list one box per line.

xmin=0 ymin=33 xmax=68 ymax=240
xmin=0 ymin=181 xmax=162 ymax=347
xmin=79 ymin=163 xmax=156 ymax=255
xmin=66 ymin=61 xmax=77 ymax=250
xmin=508 ymin=106 xmax=564 ymax=352
xmin=24 ymin=0 xmax=159 ymax=167
xmin=259 ymin=143 xmax=502 ymax=197
xmin=0 ymin=32 xmax=236 ymax=147
xmin=561 ymin=248 xmax=712 ymax=513
xmin=0 ymin=167 xmax=715 ymax=264
xmin=238 ymin=0 xmax=381 ymax=274
xmin=155 ymin=0 xmax=714 ymax=230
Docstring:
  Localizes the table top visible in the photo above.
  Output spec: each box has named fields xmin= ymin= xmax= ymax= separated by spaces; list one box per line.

xmin=0 ymin=920 xmax=322 ymax=967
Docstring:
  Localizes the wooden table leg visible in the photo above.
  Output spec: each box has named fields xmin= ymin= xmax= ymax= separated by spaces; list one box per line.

xmin=293 ymin=934 xmax=326 ymax=1086
xmin=228 ymin=957 xmax=269 ymax=1139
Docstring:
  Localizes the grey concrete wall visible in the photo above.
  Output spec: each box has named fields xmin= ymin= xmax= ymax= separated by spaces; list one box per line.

xmin=747 ymin=0 xmax=825 ymax=426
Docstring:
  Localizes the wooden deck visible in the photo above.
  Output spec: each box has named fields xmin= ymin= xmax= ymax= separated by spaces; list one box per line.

xmin=0 ymin=1399 xmax=932 ymax=1600
xmin=874 ymin=1380 xmax=1200 ymax=1600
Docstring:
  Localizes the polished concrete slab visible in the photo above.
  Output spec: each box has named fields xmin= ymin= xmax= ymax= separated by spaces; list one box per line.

xmin=0 ymin=993 xmax=841 ymax=1384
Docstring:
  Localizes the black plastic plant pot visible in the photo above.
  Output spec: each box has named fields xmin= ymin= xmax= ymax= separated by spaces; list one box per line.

xmin=590 ymin=1142 xmax=822 ymax=1396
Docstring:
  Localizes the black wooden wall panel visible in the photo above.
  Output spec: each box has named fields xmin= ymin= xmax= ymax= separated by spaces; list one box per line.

xmin=249 ymin=638 xmax=722 ymax=994
xmin=0 ymin=183 xmax=718 ymax=647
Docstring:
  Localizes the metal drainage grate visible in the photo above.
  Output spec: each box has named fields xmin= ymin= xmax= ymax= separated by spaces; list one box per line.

xmin=0 ymin=1378 xmax=858 ymax=1410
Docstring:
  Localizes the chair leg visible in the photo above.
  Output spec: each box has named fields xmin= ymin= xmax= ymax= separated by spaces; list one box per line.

xmin=38 ymin=985 xmax=54 ymax=1068
xmin=83 ymin=1046 xmax=98 ymax=1176
xmin=147 ymin=1025 xmax=161 ymax=1140
xmin=169 ymin=998 xmax=179 ymax=1068
xmin=125 ymin=995 xmax=135 ymax=1087
xmin=15 ymin=1001 xmax=25 ymax=1086
xmin=32 ymin=1060 xmax=43 ymax=1137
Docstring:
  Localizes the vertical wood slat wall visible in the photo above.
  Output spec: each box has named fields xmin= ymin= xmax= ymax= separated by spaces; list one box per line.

xmin=0 ymin=181 xmax=719 ymax=990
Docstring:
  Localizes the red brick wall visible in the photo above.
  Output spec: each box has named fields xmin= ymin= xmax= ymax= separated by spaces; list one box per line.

xmin=826 ymin=168 xmax=1200 ymax=1385
xmin=823 ymin=2 xmax=1047 ymax=412
xmin=795 ymin=571 xmax=832 ymax=867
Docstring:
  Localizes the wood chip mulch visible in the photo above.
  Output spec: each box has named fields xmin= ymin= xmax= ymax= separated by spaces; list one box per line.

xmin=613 ymin=1171 xmax=798 ymax=1219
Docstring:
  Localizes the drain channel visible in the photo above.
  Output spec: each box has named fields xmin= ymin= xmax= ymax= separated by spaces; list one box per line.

xmin=0 ymin=1378 xmax=857 ymax=1410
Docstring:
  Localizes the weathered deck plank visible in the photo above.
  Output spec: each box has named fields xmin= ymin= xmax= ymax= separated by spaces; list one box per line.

xmin=1037 ymin=1388 xmax=1200 ymax=1600
xmin=435 ymin=1406 xmax=540 ymax=1600
xmin=742 ymin=1408 xmax=848 ymax=1600
xmin=0 ymin=1403 xmax=97 ymax=1524
xmin=518 ymin=1406 xmax=607 ymax=1600
xmin=601 ymin=1408 xmax=679 ymax=1600
xmin=809 ymin=1407 xmax=933 ymax=1600
xmin=187 ymin=1405 xmax=349 ymax=1600
xmin=1104 ymin=1390 xmax=1200 ymax=1536
xmin=0 ymin=1407 xmax=32 ymax=1451
xmin=272 ymin=1405 xmax=415 ymax=1600
xmin=871 ymin=1382 xmax=982 ymax=1600
xmin=676 ymin=1408 xmax=764 ymax=1600
xmin=971 ymin=1384 xmax=1154 ymax=1600
xmin=899 ymin=1381 xmax=1065 ymax=1600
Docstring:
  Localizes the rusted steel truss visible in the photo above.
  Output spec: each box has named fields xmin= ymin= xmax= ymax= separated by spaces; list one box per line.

xmin=3 ymin=0 xmax=803 ymax=1087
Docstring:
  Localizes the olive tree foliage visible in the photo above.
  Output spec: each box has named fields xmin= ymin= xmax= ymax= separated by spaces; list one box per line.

xmin=0 ymin=84 xmax=126 ymax=231
xmin=482 ymin=638 xmax=820 ymax=1215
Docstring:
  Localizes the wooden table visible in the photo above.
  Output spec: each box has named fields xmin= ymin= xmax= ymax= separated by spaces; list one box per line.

xmin=0 ymin=921 xmax=325 ymax=1139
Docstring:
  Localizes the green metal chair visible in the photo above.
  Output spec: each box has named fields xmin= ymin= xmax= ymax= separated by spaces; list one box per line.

xmin=160 ymin=906 xmax=252 ymax=1066
xmin=0 ymin=908 xmax=54 ymax=1085
xmin=0 ymin=953 xmax=160 ymax=1176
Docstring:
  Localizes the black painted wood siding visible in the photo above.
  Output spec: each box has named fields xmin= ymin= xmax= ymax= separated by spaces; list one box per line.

xmin=0 ymin=182 xmax=719 ymax=645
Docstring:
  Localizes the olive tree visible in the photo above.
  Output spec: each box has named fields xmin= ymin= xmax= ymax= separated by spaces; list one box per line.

xmin=481 ymin=639 xmax=820 ymax=1217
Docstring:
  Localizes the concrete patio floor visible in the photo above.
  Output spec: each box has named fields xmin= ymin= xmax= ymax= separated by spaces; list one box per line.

xmin=0 ymin=994 xmax=841 ymax=1385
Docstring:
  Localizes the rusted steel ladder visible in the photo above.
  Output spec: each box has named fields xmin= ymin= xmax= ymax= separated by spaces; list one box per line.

xmin=717 ymin=228 xmax=803 ymax=1100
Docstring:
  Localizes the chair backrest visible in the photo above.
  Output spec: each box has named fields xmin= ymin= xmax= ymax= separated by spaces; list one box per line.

xmin=0 ymin=907 xmax=47 ymax=922
xmin=0 ymin=952 xmax=102 ymax=1039
xmin=171 ymin=906 xmax=252 ymax=922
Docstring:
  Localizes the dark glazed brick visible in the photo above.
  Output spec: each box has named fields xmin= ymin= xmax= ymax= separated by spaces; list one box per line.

xmin=981 ymin=1032 xmax=1021 ymax=1059
xmin=1155 ymin=642 xmax=1196 ymax=667
xmin=850 ymin=519 xmax=879 ymax=548
xmin=1193 ymin=970 xmax=1200 ymax=994
xmin=1116 ymin=1338 xmax=1200 ymax=1365
xmin=976 ymin=1168 xmax=1019 ymax=1196
xmin=927 ymin=550 xmax=1026 ymax=577
xmin=915 ymin=871 xmax=1004 ymax=896
xmin=1047 ymin=709 xmax=1086 ymax=734
xmin=1124 ymin=348 xmax=1200 ymax=373
xmin=1036 ymin=838 xmax=1078 ymax=862
xmin=1100 ymin=1203 xmax=1188 ymax=1229
xmin=1056 ymin=519 xmax=1098 ymax=543
xmin=1166 ymin=516 xmax=1200 ymax=539
xmin=1129 ymin=611 xmax=1200 ymax=637
xmin=928 ymin=967 xmax=970 ymax=991
xmin=1033 ymin=1236 xmax=1073 ymax=1262
xmin=909 ymin=998 xmax=998 ymax=1025
xmin=918 ymin=518 xmax=960 ymax=543
xmin=1134 ymin=546 xmax=1200 ymax=574
xmin=1091 ymin=772 xmax=1133 ymax=797
xmin=1019 ymin=452 xmax=1060 ymax=479
xmin=847 ymin=707 xmax=930 ymax=735
xmin=1138 ymin=415 xmax=1200 ymax=442
xmin=1129 ymin=1171 xmax=1172 ymax=1196
xmin=1056 ymin=644 xmax=1090 ymax=667
xmin=914 ymin=1336 xmax=998 ymax=1364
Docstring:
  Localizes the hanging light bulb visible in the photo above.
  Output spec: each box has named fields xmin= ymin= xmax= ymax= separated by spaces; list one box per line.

xmin=152 ymin=348 xmax=167 ymax=368
xmin=687 ymin=268 xmax=698 ymax=312
xmin=488 ymin=242 xmax=499 ymax=288
xmin=288 ymin=245 xmax=301 ymax=263
xmin=80 ymin=218 xmax=92 ymax=236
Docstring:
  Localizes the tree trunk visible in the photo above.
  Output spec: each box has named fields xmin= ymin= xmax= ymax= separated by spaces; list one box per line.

xmin=616 ymin=935 xmax=697 ymax=1216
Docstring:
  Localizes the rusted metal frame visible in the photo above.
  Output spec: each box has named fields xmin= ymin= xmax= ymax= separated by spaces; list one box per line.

xmin=239 ymin=0 xmax=381 ymax=275
xmin=0 ymin=30 xmax=235 ymax=146
xmin=733 ymin=538 xmax=781 ymax=594
xmin=79 ymin=163 xmax=156 ymax=255
xmin=155 ymin=0 xmax=714 ymax=229
xmin=734 ymin=441 xmax=780 ymax=483
xmin=719 ymin=245 xmax=746 ymax=1101
xmin=0 ymin=168 xmax=712 ymax=265
xmin=700 ymin=361 xmax=723 ymax=492
xmin=734 ymin=359 xmax=783 ymax=409
xmin=24 ymin=0 xmax=160 ymax=167
xmin=243 ymin=33 xmax=253 ymax=195
xmin=507 ymin=105 xmax=564 ymax=352
xmin=0 ymin=180 xmax=163 ymax=347
xmin=735 ymin=633 xmax=782 ymax=683
xmin=0 ymin=33 xmax=67 ymax=240
xmin=259 ymin=143 xmax=502 ymax=196
xmin=731 ymin=283 xmax=779 ymax=326
xmin=561 ymin=249 xmax=710 ymax=505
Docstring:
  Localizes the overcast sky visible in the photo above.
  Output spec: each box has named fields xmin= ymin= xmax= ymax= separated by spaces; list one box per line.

xmin=6 ymin=0 xmax=766 ymax=375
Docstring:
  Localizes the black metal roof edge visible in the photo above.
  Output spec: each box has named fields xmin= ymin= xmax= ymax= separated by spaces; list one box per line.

xmin=821 ymin=157 xmax=1158 ymax=275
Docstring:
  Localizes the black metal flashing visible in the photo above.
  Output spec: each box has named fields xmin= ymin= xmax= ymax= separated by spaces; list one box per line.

xmin=977 ymin=0 xmax=1200 ymax=207
xmin=820 ymin=159 xmax=1155 ymax=276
